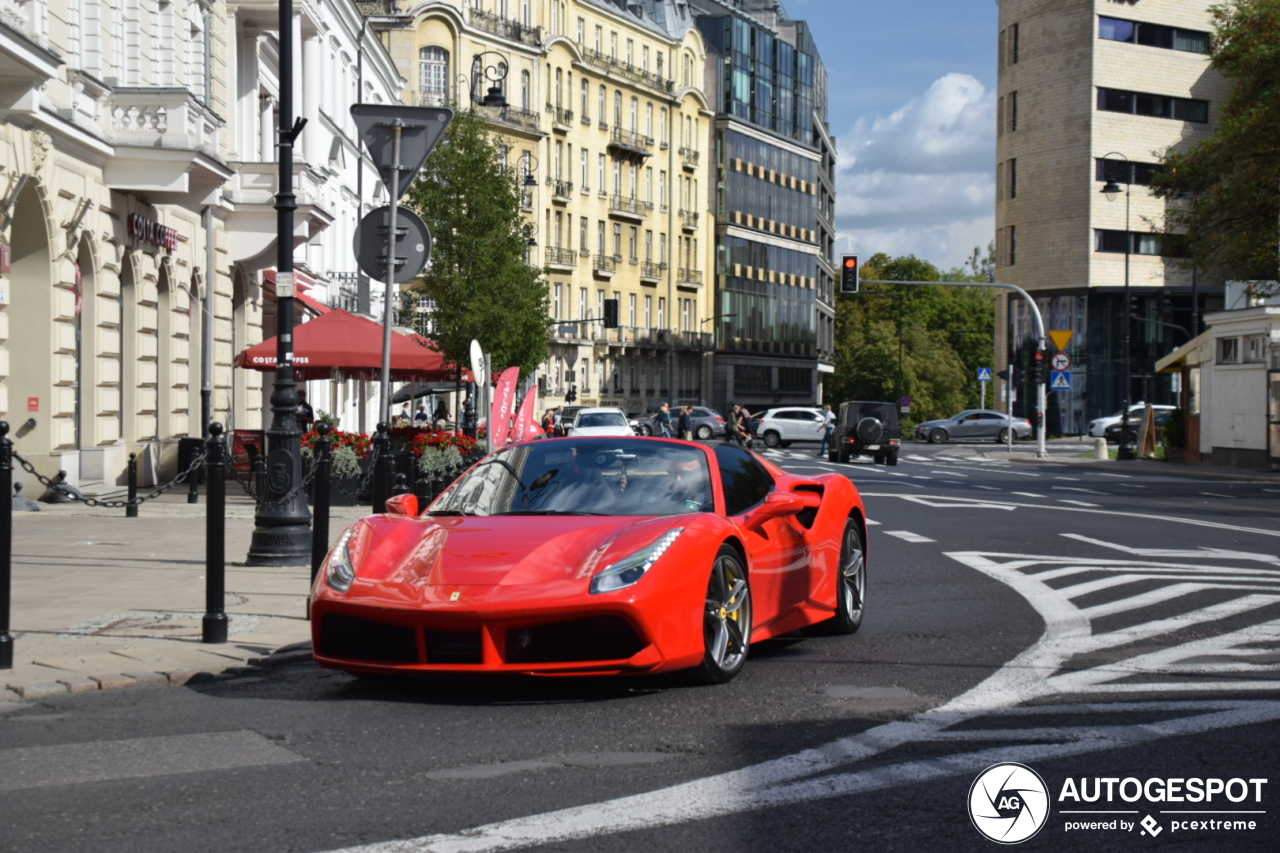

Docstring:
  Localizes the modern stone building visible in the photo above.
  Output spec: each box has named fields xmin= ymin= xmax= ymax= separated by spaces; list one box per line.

xmin=362 ymin=0 xmax=718 ymax=414
xmin=689 ymin=0 xmax=835 ymax=415
xmin=0 ymin=0 xmax=400 ymax=492
xmin=994 ymin=0 xmax=1231 ymax=432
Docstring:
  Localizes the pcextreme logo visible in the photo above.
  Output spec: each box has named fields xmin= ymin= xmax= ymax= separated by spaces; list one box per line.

xmin=969 ymin=763 xmax=1051 ymax=844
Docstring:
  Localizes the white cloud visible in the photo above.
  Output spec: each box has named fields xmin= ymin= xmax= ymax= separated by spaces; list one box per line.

xmin=835 ymin=73 xmax=995 ymax=269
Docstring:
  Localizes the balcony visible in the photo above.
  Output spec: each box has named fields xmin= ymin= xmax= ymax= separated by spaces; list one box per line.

xmin=593 ymin=254 xmax=616 ymax=277
xmin=609 ymin=194 xmax=649 ymax=221
xmin=353 ymin=0 xmax=398 ymax=13
xmin=488 ymin=105 xmax=542 ymax=135
xmin=548 ymin=178 xmax=573 ymax=202
xmin=546 ymin=105 xmax=574 ymax=131
xmin=469 ymin=7 xmax=542 ymax=47
xmin=679 ymin=147 xmax=701 ymax=171
xmin=417 ymin=89 xmax=449 ymax=107
xmin=224 ymin=160 xmax=331 ymax=263
xmin=679 ymin=209 xmax=700 ymax=232
xmin=608 ymin=127 xmax=653 ymax=163
xmin=639 ymin=261 xmax=666 ymax=283
xmin=545 ymin=246 xmax=577 ymax=269
xmin=677 ymin=268 xmax=703 ymax=286
xmin=579 ymin=47 xmax=675 ymax=96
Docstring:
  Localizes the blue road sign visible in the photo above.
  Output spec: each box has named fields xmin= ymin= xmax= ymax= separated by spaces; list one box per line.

xmin=977 ymin=367 xmax=993 ymax=382
xmin=1050 ymin=371 xmax=1071 ymax=390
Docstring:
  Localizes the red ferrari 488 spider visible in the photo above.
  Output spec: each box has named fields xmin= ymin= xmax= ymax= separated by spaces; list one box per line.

xmin=310 ymin=437 xmax=868 ymax=683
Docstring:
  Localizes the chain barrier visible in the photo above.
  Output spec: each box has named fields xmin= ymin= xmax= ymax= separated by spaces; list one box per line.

xmin=332 ymin=445 xmax=380 ymax=501
xmin=225 ymin=454 xmax=259 ymax=500
xmin=12 ymin=449 xmax=208 ymax=509
xmin=221 ymin=445 xmax=318 ymax=511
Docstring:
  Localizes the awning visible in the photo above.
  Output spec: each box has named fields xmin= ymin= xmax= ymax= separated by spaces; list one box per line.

xmin=235 ymin=308 xmax=471 ymax=382
xmin=1155 ymin=330 xmax=1212 ymax=374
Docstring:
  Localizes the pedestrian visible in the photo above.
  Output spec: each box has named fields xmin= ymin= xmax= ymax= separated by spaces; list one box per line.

xmin=414 ymin=403 xmax=430 ymax=424
xmin=724 ymin=404 xmax=745 ymax=446
xmin=296 ymin=389 xmax=314 ymax=432
xmin=433 ymin=401 xmax=450 ymax=424
xmin=553 ymin=406 xmax=565 ymax=437
xmin=817 ymin=404 xmax=836 ymax=457
xmin=677 ymin=405 xmax=693 ymax=441
xmin=738 ymin=406 xmax=757 ymax=450
xmin=542 ymin=408 xmax=556 ymax=435
xmin=659 ymin=402 xmax=672 ymax=438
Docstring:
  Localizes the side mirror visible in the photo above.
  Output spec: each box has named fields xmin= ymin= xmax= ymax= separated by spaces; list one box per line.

xmin=384 ymin=493 xmax=419 ymax=517
xmin=745 ymin=492 xmax=806 ymax=531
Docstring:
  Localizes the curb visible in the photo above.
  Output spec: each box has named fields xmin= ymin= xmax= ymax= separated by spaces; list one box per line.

xmin=1 ymin=642 xmax=316 ymax=701
xmin=1002 ymin=454 xmax=1280 ymax=483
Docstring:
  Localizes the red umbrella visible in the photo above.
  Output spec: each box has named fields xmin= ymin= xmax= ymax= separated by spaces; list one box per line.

xmin=235 ymin=309 xmax=470 ymax=382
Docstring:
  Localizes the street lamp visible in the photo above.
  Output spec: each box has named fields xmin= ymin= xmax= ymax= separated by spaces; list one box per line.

xmin=1100 ymin=151 xmax=1137 ymax=461
xmin=457 ymin=52 xmax=510 ymax=118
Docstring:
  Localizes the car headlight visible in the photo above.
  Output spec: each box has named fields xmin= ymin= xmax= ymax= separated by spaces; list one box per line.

xmin=325 ymin=526 xmax=358 ymax=593
xmin=589 ymin=528 xmax=684 ymax=595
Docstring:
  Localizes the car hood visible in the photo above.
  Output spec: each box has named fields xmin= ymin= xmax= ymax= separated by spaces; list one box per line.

xmin=915 ymin=418 xmax=951 ymax=429
xmin=342 ymin=514 xmax=685 ymax=599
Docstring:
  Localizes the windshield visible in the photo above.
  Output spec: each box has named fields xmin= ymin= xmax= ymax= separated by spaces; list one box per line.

xmin=576 ymin=412 xmax=629 ymax=428
xmin=431 ymin=439 xmax=714 ymax=517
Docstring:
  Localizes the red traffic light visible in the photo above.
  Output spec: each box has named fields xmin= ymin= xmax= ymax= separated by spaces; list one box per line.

xmin=844 ymin=258 xmax=858 ymax=269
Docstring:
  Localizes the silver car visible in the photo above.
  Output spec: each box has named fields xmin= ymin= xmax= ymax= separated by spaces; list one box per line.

xmin=756 ymin=407 xmax=826 ymax=448
xmin=914 ymin=410 xmax=1033 ymax=444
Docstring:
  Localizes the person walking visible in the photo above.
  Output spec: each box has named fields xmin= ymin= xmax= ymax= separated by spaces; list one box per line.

xmin=678 ymin=406 xmax=693 ymax=441
xmin=724 ymin=404 xmax=745 ymax=446
xmin=553 ymin=406 xmax=566 ymax=437
xmin=296 ymin=389 xmax=315 ymax=432
xmin=738 ymin=406 xmax=756 ymax=450
xmin=542 ymin=408 xmax=556 ymax=435
xmin=658 ymin=402 xmax=673 ymax=438
xmin=817 ymin=403 xmax=836 ymax=457
xmin=414 ymin=403 xmax=430 ymax=424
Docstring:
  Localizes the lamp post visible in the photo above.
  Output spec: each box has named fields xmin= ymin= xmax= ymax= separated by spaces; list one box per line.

xmin=247 ymin=0 xmax=311 ymax=565
xmin=1101 ymin=151 xmax=1137 ymax=461
xmin=456 ymin=52 xmax=510 ymax=118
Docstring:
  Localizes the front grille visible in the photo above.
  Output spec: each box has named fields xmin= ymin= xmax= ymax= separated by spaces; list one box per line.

xmin=320 ymin=614 xmax=419 ymax=663
xmin=426 ymin=629 xmax=483 ymax=664
xmin=506 ymin=616 xmax=645 ymax=664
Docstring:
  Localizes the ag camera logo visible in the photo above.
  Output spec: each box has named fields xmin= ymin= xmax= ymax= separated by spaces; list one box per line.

xmin=969 ymin=762 xmax=1050 ymax=844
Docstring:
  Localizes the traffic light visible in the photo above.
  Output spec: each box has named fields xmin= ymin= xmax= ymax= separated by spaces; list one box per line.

xmin=1158 ymin=290 xmax=1173 ymax=319
xmin=840 ymin=254 xmax=860 ymax=294
xmin=996 ymin=368 xmax=1011 ymax=381
xmin=565 ymin=385 xmax=577 ymax=403
xmin=603 ymin=298 xmax=619 ymax=328
xmin=1032 ymin=351 xmax=1047 ymax=385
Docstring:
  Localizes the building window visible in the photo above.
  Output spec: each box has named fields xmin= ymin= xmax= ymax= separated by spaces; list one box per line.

xmin=628 ymin=293 xmax=636 ymax=326
xmin=553 ymin=284 xmax=561 ymax=319
xmin=1095 ymin=158 xmax=1164 ymax=185
xmin=614 ymin=91 xmax=622 ymax=127
xmin=1218 ymin=337 xmax=1240 ymax=364
xmin=581 ymin=78 xmax=590 ymax=118
xmin=1009 ymin=225 xmax=1017 ymax=265
xmin=644 ymin=295 xmax=652 ymax=329
xmin=629 ymin=227 xmax=638 ymax=262
xmin=521 ymin=70 xmax=530 ymax=111
xmin=610 ymin=31 xmax=617 ymax=60
xmin=579 ymin=287 xmax=588 ymax=321
xmin=1245 ymin=334 xmax=1268 ymax=363
xmin=1097 ymin=88 xmax=1209 ymax=123
xmin=1009 ymin=158 xmax=1017 ymax=199
xmin=580 ymin=216 xmax=588 ymax=252
xmin=613 ymin=223 xmax=622 ymax=258
xmin=1009 ymin=91 xmax=1018 ymax=131
xmin=645 ymin=230 xmax=652 ymax=261
xmin=598 ymin=154 xmax=606 ymax=193
xmin=599 ymin=85 xmax=607 ymax=126
xmin=577 ymin=17 xmax=584 ymax=44
xmin=1010 ymin=22 xmax=1019 ymax=63
xmin=642 ymin=45 xmax=649 ymax=72
xmin=594 ymin=26 xmax=602 ymax=53
xmin=1094 ymin=230 xmax=1168 ymax=256
xmin=1099 ymin=16 xmax=1210 ymax=54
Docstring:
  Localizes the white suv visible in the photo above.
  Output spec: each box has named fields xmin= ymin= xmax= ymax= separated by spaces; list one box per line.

xmin=568 ymin=407 xmax=636 ymax=437
xmin=756 ymin=407 xmax=826 ymax=448
xmin=1087 ymin=403 xmax=1175 ymax=437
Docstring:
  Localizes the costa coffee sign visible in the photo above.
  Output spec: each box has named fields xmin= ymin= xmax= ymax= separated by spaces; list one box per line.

xmin=129 ymin=213 xmax=179 ymax=250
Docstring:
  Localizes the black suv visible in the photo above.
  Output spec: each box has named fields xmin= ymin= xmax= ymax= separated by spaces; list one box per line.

xmin=830 ymin=401 xmax=901 ymax=465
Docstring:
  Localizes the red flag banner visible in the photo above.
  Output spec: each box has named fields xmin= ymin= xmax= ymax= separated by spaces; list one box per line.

xmin=512 ymin=383 xmax=541 ymax=442
xmin=490 ymin=367 xmax=521 ymax=446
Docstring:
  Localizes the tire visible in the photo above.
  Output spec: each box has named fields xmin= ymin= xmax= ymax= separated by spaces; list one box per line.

xmin=828 ymin=450 xmax=839 ymax=463
xmin=873 ymin=453 xmax=885 ymax=465
xmin=928 ymin=428 xmax=949 ymax=444
xmin=638 ymin=424 xmax=653 ymax=436
xmin=837 ymin=448 xmax=850 ymax=464
xmin=696 ymin=424 xmax=713 ymax=440
xmin=763 ymin=430 xmax=781 ymax=448
xmin=996 ymin=428 xmax=1010 ymax=444
xmin=885 ymin=452 xmax=898 ymax=467
xmin=809 ymin=520 xmax=866 ymax=635
xmin=690 ymin=546 xmax=752 ymax=684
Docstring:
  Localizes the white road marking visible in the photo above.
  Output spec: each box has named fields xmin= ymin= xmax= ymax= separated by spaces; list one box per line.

xmin=1059 ymin=533 xmax=1280 ymax=564
xmin=865 ymin=519 xmax=881 ymax=526
xmin=898 ymin=495 xmax=1017 ymax=511
xmin=1012 ymin=492 xmax=1045 ymax=498
xmin=972 ymin=485 xmax=1002 ymax=491
xmin=884 ymin=530 xmax=936 ymax=543
xmin=1076 ymin=582 xmax=1210 ymax=618
xmin=931 ymin=470 xmax=966 ymax=477
xmin=1053 ymin=486 xmax=1107 ymax=495
xmin=1059 ymin=499 xmax=1100 ymax=507
xmin=1055 ymin=476 xmax=1081 ymax=481
xmin=1116 ymin=484 xmax=1146 ymax=488
xmin=1095 ymin=473 xmax=1132 ymax=479
xmin=1200 ymin=491 xmax=1234 ymax=499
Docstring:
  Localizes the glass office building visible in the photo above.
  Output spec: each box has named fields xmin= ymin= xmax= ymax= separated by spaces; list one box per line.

xmin=690 ymin=0 xmax=836 ymax=414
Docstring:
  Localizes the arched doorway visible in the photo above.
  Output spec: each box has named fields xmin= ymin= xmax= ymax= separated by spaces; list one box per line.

xmin=187 ymin=271 xmax=204 ymax=438
xmin=74 ymin=240 xmax=98 ymax=451
xmin=119 ymin=254 xmax=138 ymax=443
xmin=7 ymin=183 xmax=53 ymax=458
xmin=231 ymin=265 xmax=249 ymax=433
xmin=156 ymin=262 xmax=173 ymax=442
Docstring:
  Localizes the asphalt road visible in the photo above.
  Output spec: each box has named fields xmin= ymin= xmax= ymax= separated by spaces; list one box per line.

xmin=2 ymin=442 xmax=1278 ymax=853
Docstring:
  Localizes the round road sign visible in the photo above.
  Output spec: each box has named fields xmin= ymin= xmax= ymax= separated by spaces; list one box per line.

xmin=899 ymin=395 xmax=912 ymax=408
xmin=1050 ymin=352 xmax=1071 ymax=371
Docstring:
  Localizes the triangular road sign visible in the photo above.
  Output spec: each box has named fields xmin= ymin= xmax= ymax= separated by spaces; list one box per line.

xmin=1049 ymin=330 xmax=1074 ymax=352
xmin=351 ymin=105 xmax=454 ymax=200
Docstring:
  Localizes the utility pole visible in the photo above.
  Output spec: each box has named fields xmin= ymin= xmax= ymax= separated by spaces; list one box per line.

xmin=246 ymin=0 xmax=312 ymax=565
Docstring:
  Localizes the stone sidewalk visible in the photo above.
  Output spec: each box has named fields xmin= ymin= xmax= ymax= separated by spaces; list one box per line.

xmin=1 ymin=491 xmax=369 ymax=702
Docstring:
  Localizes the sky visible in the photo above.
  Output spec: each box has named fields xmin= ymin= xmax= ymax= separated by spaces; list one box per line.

xmin=785 ymin=0 xmax=1000 ymax=270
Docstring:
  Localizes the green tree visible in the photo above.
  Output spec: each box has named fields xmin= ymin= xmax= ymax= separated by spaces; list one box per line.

xmin=405 ymin=108 xmax=551 ymax=376
xmin=1149 ymin=0 xmax=1280 ymax=288
xmin=826 ymin=251 xmax=996 ymax=428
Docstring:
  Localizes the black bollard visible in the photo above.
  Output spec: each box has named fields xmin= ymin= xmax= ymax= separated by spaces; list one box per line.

xmin=415 ymin=465 xmax=432 ymax=509
xmin=202 ymin=423 xmax=228 ymax=644
xmin=393 ymin=472 xmax=410 ymax=496
xmin=126 ymin=452 xmax=138 ymax=518
xmin=432 ymin=467 xmax=446 ymax=501
xmin=309 ymin=424 xmax=332 ymax=606
xmin=0 ymin=422 xmax=12 ymax=669
xmin=371 ymin=421 xmax=392 ymax=514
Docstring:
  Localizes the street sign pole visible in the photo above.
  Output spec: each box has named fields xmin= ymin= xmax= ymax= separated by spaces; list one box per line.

xmin=483 ymin=353 xmax=492 ymax=453
xmin=1007 ymin=364 xmax=1015 ymax=453
xmin=380 ymin=122 xmax=403 ymax=426
xmin=981 ymin=381 xmax=985 ymax=411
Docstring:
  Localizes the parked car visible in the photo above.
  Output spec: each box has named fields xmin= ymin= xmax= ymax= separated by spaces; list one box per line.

xmin=830 ymin=401 xmax=901 ymax=465
xmin=1103 ymin=410 xmax=1173 ymax=443
xmin=635 ymin=407 xmax=727 ymax=439
xmin=568 ymin=407 xmax=636 ymax=437
xmin=756 ymin=407 xmax=826 ymax=448
xmin=1087 ymin=403 xmax=1175 ymax=438
xmin=914 ymin=410 xmax=1033 ymax=444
